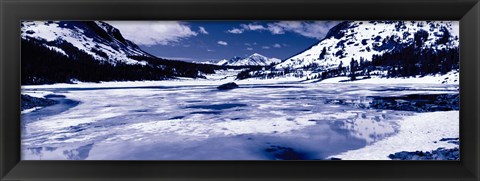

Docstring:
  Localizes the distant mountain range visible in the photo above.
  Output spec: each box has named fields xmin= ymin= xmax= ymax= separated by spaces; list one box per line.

xmin=21 ymin=21 xmax=460 ymax=84
xmin=217 ymin=53 xmax=281 ymax=66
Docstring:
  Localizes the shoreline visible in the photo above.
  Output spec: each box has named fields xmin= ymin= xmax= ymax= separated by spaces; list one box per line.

xmin=21 ymin=74 xmax=459 ymax=90
xmin=21 ymin=94 xmax=57 ymax=112
xmin=21 ymin=94 xmax=80 ymax=124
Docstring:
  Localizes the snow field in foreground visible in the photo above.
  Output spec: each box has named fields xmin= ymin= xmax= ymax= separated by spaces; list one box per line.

xmin=329 ymin=111 xmax=459 ymax=160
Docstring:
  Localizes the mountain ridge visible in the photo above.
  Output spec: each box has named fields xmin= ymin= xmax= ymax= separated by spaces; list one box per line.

xmin=217 ymin=53 xmax=281 ymax=66
xmin=21 ymin=21 xmax=220 ymax=85
xmin=276 ymin=21 xmax=459 ymax=71
xmin=238 ymin=21 xmax=459 ymax=82
xmin=22 ymin=21 xmax=155 ymax=66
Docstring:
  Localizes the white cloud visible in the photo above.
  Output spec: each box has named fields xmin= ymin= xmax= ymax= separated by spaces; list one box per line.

xmin=227 ymin=24 xmax=265 ymax=34
xmin=267 ymin=24 xmax=285 ymax=34
xmin=226 ymin=21 xmax=340 ymax=40
xmin=217 ymin=41 xmax=228 ymax=46
xmin=241 ymin=24 xmax=266 ymax=31
xmin=106 ymin=21 xmax=198 ymax=46
xmin=273 ymin=43 xmax=282 ymax=48
xmin=244 ymin=43 xmax=251 ymax=46
xmin=267 ymin=21 xmax=340 ymax=39
xmin=227 ymin=28 xmax=244 ymax=34
xmin=199 ymin=26 xmax=209 ymax=34
xmin=262 ymin=46 xmax=270 ymax=49
xmin=246 ymin=47 xmax=253 ymax=51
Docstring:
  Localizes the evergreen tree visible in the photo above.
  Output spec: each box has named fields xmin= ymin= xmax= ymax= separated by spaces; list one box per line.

xmin=349 ymin=58 xmax=358 ymax=81
xmin=319 ymin=47 xmax=327 ymax=59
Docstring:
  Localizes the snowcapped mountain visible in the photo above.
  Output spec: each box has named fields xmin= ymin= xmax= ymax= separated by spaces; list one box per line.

xmin=217 ymin=56 xmax=243 ymax=66
xmin=218 ymin=53 xmax=281 ymax=66
xmin=21 ymin=21 xmax=154 ymax=65
xmin=276 ymin=21 xmax=459 ymax=70
xmin=21 ymin=21 xmax=220 ymax=85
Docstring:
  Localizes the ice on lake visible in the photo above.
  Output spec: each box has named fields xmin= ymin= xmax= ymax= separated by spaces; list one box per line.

xmin=21 ymin=81 xmax=459 ymax=160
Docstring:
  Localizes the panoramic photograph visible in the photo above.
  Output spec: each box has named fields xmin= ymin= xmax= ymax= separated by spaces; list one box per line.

xmin=21 ymin=20 xmax=459 ymax=160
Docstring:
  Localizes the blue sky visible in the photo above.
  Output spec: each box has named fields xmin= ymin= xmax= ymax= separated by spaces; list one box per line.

xmin=107 ymin=21 xmax=340 ymax=62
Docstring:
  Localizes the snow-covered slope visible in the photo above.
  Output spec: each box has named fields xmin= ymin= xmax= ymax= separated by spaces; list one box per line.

xmin=21 ymin=21 xmax=154 ymax=65
xmin=217 ymin=56 xmax=242 ymax=66
xmin=276 ymin=21 xmax=459 ymax=70
xmin=216 ymin=59 xmax=229 ymax=66
xmin=218 ymin=53 xmax=281 ymax=66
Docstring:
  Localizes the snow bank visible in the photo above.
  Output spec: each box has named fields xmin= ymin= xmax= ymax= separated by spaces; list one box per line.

xmin=329 ymin=111 xmax=459 ymax=160
xmin=21 ymin=69 xmax=458 ymax=90
xmin=21 ymin=78 xmax=302 ymax=89
xmin=319 ymin=71 xmax=459 ymax=84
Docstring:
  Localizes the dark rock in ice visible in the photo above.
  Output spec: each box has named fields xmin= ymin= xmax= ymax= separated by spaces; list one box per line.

xmin=217 ymin=82 xmax=239 ymax=90
xmin=21 ymin=94 xmax=57 ymax=111
xmin=368 ymin=94 xmax=459 ymax=112
xmin=388 ymin=147 xmax=460 ymax=160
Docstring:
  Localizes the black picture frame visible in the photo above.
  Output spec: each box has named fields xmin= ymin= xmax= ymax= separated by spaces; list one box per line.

xmin=1 ymin=0 xmax=479 ymax=180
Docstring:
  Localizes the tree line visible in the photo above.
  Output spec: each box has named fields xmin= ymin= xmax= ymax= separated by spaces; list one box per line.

xmin=237 ymin=45 xmax=459 ymax=81
xmin=21 ymin=39 xmax=222 ymax=85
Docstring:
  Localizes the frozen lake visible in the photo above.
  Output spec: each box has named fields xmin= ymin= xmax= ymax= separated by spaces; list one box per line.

xmin=21 ymin=81 xmax=459 ymax=160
